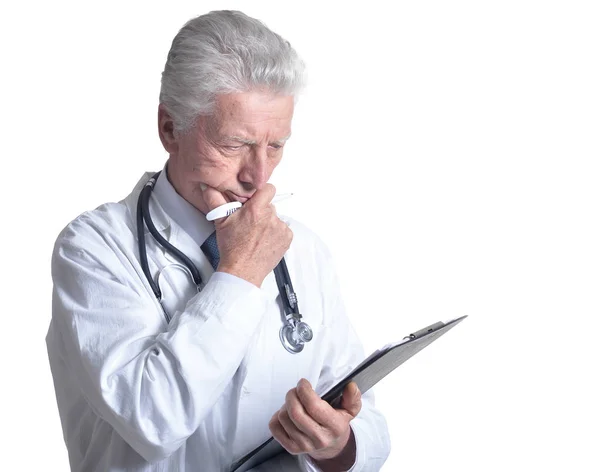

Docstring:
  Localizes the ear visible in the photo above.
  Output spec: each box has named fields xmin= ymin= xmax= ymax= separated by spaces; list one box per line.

xmin=158 ymin=104 xmax=179 ymax=154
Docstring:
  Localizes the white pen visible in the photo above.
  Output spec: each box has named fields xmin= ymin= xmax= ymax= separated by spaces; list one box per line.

xmin=206 ymin=192 xmax=294 ymax=221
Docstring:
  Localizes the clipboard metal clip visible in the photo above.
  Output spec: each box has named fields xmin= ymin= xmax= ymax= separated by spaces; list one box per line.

xmin=404 ymin=321 xmax=446 ymax=340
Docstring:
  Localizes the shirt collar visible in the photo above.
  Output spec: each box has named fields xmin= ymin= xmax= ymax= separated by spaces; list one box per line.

xmin=153 ymin=161 xmax=215 ymax=248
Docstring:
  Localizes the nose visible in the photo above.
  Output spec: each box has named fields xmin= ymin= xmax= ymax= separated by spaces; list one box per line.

xmin=239 ymin=146 xmax=271 ymax=191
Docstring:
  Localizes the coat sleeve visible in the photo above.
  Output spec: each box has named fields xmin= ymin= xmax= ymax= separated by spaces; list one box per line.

xmin=297 ymin=241 xmax=391 ymax=471
xmin=50 ymin=217 xmax=268 ymax=463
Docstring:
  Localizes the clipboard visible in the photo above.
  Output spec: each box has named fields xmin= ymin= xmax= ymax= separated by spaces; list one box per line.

xmin=230 ymin=315 xmax=467 ymax=472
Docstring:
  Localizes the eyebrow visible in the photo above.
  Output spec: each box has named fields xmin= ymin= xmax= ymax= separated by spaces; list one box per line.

xmin=225 ymin=134 xmax=292 ymax=146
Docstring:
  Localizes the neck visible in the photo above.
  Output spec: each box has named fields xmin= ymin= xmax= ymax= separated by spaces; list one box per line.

xmin=165 ymin=158 xmax=187 ymax=200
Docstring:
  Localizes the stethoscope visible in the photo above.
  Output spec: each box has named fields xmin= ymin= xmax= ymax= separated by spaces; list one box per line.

xmin=137 ymin=172 xmax=313 ymax=354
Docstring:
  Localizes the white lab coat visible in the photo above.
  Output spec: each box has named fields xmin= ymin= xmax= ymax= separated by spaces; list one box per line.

xmin=46 ymin=171 xmax=390 ymax=472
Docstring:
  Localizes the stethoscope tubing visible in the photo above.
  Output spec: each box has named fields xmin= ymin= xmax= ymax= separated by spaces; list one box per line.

xmin=138 ymin=173 xmax=203 ymax=300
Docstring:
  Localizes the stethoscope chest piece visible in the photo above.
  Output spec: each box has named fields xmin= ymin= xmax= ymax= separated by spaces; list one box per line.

xmin=279 ymin=320 xmax=314 ymax=354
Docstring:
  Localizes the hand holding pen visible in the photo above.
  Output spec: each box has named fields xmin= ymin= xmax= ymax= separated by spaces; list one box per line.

xmin=201 ymin=184 xmax=293 ymax=287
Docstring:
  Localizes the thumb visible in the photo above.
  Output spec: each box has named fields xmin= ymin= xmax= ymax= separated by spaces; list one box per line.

xmin=201 ymin=184 xmax=228 ymax=213
xmin=340 ymin=382 xmax=362 ymax=418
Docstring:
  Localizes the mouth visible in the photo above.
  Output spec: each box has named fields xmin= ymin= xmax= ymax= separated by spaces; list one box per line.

xmin=227 ymin=191 xmax=250 ymax=203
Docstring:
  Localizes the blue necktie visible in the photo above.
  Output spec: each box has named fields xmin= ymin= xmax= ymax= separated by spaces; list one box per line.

xmin=201 ymin=231 xmax=220 ymax=271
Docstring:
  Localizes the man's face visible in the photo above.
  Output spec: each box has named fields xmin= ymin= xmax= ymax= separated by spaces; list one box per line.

xmin=164 ymin=91 xmax=294 ymax=215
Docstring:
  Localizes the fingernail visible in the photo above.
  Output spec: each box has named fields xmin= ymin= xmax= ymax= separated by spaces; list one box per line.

xmin=200 ymin=183 xmax=207 ymax=191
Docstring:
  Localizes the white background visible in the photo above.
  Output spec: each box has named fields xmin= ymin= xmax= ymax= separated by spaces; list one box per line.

xmin=1 ymin=1 xmax=599 ymax=470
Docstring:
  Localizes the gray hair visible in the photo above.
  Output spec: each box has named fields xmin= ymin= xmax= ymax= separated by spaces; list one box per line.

xmin=160 ymin=10 xmax=306 ymax=134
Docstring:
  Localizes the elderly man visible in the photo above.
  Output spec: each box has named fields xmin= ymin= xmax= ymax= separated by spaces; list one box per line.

xmin=46 ymin=10 xmax=390 ymax=472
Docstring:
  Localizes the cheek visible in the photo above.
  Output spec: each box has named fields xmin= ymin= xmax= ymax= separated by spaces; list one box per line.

xmin=268 ymin=155 xmax=283 ymax=174
xmin=194 ymin=155 xmax=240 ymax=187
xmin=273 ymin=154 xmax=284 ymax=168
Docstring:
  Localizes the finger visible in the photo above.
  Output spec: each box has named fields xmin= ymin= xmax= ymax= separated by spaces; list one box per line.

xmin=295 ymin=378 xmax=336 ymax=427
xmin=201 ymin=185 xmax=229 ymax=212
xmin=340 ymin=382 xmax=362 ymax=418
xmin=244 ymin=183 xmax=276 ymax=210
xmin=270 ymin=410 xmax=306 ymax=455
xmin=285 ymin=388 xmax=325 ymax=440
xmin=278 ymin=408 xmax=316 ymax=453
xmin=270 ymin=413 xmax=300 ymax=454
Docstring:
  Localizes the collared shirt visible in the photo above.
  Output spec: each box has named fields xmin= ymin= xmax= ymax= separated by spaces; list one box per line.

xmin=46 ymin=168 xmax=390 ymax=471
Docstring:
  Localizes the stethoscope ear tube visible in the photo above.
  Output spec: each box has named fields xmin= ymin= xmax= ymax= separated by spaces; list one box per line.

xmin=137 ymin=181 xmax=162 ymax=301
xmin=139 ymin=172 xmax=204 ymax=290
xmin=136 ymin=172 xmax=202 ymax=310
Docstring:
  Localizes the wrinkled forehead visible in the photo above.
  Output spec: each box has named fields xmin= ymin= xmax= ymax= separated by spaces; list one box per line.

xmin=209 ymin=91 xmax=294 ymax=139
